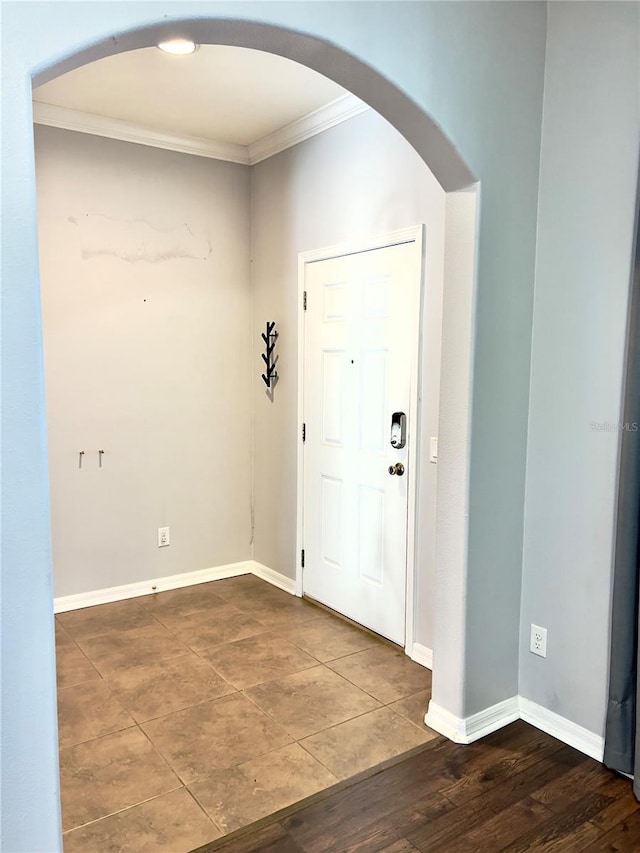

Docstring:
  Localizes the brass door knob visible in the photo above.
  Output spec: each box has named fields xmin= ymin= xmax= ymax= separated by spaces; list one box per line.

xmin=388 ymin=462 xmax=405 ymax=476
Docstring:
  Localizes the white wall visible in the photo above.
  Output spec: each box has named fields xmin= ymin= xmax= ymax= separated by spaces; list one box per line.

xmin=520 ymin=3 xmax=640 ymax=734
xmin=35 ymin=127 xmax=253 ymax=598
xmin=250 ymin=108 xmax=445 ymax=651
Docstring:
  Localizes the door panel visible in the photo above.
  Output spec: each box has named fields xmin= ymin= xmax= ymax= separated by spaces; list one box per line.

xmin=321 ymin=475 xmax=343 ymax=567
xmin=303 ymin=241 xmax=420 ymax=644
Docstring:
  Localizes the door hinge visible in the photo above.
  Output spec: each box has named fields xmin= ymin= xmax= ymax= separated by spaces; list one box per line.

xmin=301 ymin=549 xmax=305 ymax=568
xmin=302 ymin=422 xmax=306 ymax=442
xmin=303 ymin=290 xmax=307 ymax=311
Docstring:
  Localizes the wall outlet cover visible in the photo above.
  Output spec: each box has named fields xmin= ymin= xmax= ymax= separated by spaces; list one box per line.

xmin=530 ymin=623 xmax=547 ymax=658
xmin=158 ymin=526 xmax=170 ymax=547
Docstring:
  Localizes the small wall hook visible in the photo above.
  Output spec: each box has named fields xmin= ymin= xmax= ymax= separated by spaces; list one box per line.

xmin=98 ymin=449 xmax=104 ymax=468
xmin=78 ymin=450 xmax=85 ymax=469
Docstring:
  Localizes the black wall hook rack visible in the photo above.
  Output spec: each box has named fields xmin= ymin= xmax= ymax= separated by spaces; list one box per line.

xmin=261 ymin=321 xmax=279 ymax=388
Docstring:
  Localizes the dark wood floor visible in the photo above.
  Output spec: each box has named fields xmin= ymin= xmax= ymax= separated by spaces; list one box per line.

xmin=192 ymin=720 xmax=640 ymax=853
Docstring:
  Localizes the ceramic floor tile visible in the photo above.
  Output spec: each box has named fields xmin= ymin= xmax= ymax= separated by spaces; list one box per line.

xmin=57 ymin=599 xmax=158 ymax=640
xmin=282 ymin=617 xmax=382 ymax=662
xmin=209 ymin=574 xmax=284 ymax=602
xmin=57 ymin=679 xmax=135 ymax=748
xmin=56 ymin=621 xmax=76 ymax=649
xmin=77 ymin=623 xmax=190 ymax=675
xmin=57 ymin=579 xmax=437 ymax=848
xmin=59 ymin=727 xmax=180 ymax=832
xmin=137 ymin=584 xmax=229 ymax=622
xmin=106 ymin=652 xmax=236 ymax=722
xmin=326 ymin=644 xmax=430 ymax=704
xmin=299 ymin=707 xmax=434 ymax=780
xmin=388 ymin=689 xmax=433 ymax=731
xmin=164 ymin=605 xmax=269 ymax=651
xmin=142 ymin=692 xmax=293 ymax=783
xmin=56 ymin=641 xmax=101 ymax=689
xmin=245 ymin=665 xmax=380 ymax=739
xmin=199 ymin=633 xmax=318 ymax=689
xmin=62 ymin=788 xmax=220 ymax=853
xmin=233 ymin=596 xmax=328 ymax=630
xmin=190 ymin=743 xmax=337 ymax=834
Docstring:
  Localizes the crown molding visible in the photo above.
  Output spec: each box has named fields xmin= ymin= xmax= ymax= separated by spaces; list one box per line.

xmin=32 ymin=101 xmax=250 ymax=164
xmin=32 ymin=93 xmax=370 ymax=166
xmin=247 ymin=93 xmax=369 ymax=164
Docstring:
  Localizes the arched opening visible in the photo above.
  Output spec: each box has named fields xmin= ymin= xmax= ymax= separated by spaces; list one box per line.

xmin=33 ymin=19 xmax=475 ymax=191
xmin=7 ymin=14 xmax=480 ymax=849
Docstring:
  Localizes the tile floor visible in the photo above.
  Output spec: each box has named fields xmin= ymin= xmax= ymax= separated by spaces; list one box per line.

xmin=55 ymin=574 xmax=436 ymax=852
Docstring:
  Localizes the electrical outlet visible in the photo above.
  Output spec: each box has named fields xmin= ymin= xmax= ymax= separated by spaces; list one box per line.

xmin=530 ymin=623 xmax=547 ymax=658
xmin=158 ymin=526 xmax=170 ymax=547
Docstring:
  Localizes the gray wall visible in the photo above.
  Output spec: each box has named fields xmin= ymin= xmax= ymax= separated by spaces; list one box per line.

xmin=35 ymin=112 xmax=444 ymax=649
xmin=520 ymin=3 xmax=640 ymax=734
xmin=35 ymin=127 xmax=253 ymax=598
xmin=251 ymin=108 xmax=446 ymax=651
xmin=0 ymin=3 xmax=559 ymax=848
xmin=456 ymin=4 xmax=546 ymax=715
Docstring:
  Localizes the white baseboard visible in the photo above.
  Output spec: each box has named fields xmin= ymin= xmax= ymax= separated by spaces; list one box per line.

xmin=409 ymin=642 xmax=433 ymax=670
xmin=424 ymin=701 xmax=465 ymax=742
xmin=425 ymin=694 xmax=604 ymax=762
xmin=53 ymin=560 xmax=297 ymax=613
xmin=519 ymin=696 xmax=604 ymax=762
xmin=250 ymin=561 xmax=297 ymax=596
xmin=425 ymin=696 xmax=520 ymax=744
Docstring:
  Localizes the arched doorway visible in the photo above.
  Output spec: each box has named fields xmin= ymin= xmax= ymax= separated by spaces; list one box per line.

xmin=3 ymin=14 xmax=479 ymax=850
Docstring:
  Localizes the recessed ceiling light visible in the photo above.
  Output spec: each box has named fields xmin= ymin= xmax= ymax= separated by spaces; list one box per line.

xmin=157 ymin=39 xmax=198 ymax=56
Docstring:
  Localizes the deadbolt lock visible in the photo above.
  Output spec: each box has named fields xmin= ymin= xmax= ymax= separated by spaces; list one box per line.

xmin=388 ymin=462 xmax=405 ymax=477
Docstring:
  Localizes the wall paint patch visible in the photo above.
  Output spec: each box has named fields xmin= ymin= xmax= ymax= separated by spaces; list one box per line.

xmin=78 ymin=212 xmax=210 ymax=264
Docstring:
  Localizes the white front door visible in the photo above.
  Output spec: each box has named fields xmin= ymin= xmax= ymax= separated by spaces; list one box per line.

xmin=302 ymin=239 xmax=421 ymax=645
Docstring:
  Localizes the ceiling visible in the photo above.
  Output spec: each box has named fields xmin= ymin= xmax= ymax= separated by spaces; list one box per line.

xmin=32 ymin=45 xmax=352 ymax=146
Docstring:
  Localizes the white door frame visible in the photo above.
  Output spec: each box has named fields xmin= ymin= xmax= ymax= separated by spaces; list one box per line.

xmin=296 ymin=225 xmax=425 ymax=655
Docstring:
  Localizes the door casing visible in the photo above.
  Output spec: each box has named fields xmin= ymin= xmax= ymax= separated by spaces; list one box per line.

xmin=296 ymin=225 xmax=425 ymax=655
